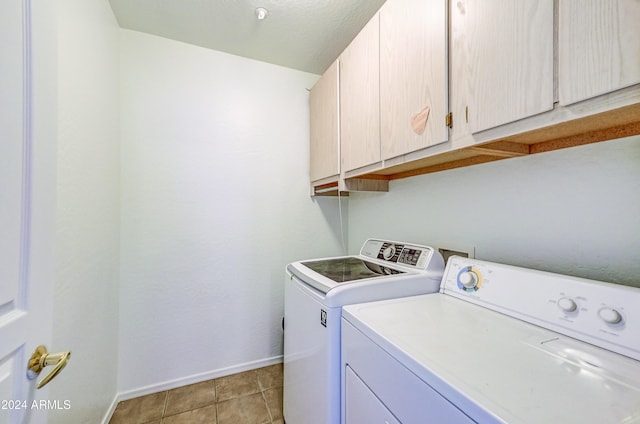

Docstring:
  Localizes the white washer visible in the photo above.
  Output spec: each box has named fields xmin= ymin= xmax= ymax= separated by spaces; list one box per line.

xmin=284 ymin=239 xmax=445 ymax=424
xmin=342 ymin=256 xmax=640 ymax=424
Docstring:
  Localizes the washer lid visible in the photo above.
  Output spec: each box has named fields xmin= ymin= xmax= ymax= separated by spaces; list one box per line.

xmin=288 ymin=257 xmax=411 ymax=294
xmin=301 ymin=257 xmax=405 ymax=283
xmin=287 ymin=239 xmax=444 ymax=295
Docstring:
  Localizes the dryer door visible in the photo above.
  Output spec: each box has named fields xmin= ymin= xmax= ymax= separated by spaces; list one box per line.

xmin=345 ymin=366 xmax=400 ymax=424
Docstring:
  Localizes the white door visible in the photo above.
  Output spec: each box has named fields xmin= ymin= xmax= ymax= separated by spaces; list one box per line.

xmin=1 ymin=1 xmax=58 ymax=423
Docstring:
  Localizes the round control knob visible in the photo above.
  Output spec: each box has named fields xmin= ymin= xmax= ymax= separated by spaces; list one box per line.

xmin=598 ymin=307 xmax=624 ymax=325
xmin=557 ymin=297 xmax=578 ymax=313
xmin=459 ymin=271 xmax=479 ymax=289
xmin=382 ymin=246 xmax=396 ymax=260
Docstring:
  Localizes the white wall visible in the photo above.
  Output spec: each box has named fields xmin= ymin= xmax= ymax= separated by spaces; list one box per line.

xmin=118 ymin=30 xmax=346 ymax=394
xmin=51 ymin=0 xmax=120 ymax=423
xmin=348 ymin=135 xmax=640 ymax=287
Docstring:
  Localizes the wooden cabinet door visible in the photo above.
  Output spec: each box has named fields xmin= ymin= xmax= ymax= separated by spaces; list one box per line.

xmin=310 ymin=60 xmax=340 ymax=182
xmin=380 ymin=0 xmax=448 ymax=160
xmin=559 ymin=0 xmax=640 ymax=106
xmin=340 ymin=14 xmax=380 ymax=173
xmin=452 ymin=0 xmax=554 ymax=133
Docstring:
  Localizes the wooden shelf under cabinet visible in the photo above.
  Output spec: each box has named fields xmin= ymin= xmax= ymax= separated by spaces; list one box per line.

xmin=348 ymin=102 xmax=640 ymax=183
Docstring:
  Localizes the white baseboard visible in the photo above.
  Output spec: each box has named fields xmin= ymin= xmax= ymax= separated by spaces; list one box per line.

xmin=101 ymin=394 xmax=120 ymax=424
xmin=101 ymin=355 xmax=283 ymax=424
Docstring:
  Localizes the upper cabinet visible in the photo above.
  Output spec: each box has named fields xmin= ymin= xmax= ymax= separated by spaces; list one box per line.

xmin=340 ymin=14 xmax=381 ymax=173
xmin=559 ymin=0 xmax=640 ymax=106
xmin=379 ymin=0 xmax=448 ymax=159
xmin=451 ymin=0 xmax=554 ymax=133
xmin=309 ymin=60 xmax=340 ymax=183
xmin=309 ymin=0 xmax=640 ymax=194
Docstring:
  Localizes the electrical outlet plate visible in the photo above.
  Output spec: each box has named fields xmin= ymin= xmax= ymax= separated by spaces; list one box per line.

xmin=438 ymin=245 xmax=475 ymax=263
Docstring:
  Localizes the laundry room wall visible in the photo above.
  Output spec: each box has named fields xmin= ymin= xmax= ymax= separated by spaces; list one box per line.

xmin=348 ymin=135 xmax=640 ymax=287
xmin=51 ymin=0 xmax=121 ymax=422
xmin=118 ymin=30 xmax=346 ymax=395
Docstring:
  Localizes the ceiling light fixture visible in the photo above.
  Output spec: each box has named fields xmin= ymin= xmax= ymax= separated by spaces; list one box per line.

xmin=255 ymin=7 xmax=269 ymax=20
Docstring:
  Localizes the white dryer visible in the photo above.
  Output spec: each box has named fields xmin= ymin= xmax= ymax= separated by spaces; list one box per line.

xmin=283 ymin=239 xmax=445 ymax=424
xmin=342 ymin=256 xmax=640 ymax=423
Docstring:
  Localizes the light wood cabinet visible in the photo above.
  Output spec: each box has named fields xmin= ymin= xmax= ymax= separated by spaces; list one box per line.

xmin=559 ymin=0 xmax=640 ymax=106
xmin=309 ymin=0 xmax=640 ymax=194
xmin=379 ymin=0 xmax=448 ymax=160
xmin=451 ymin=0 xmax=554 ymax=133
xmin=309 ymin=60 xmax=339 ymax=183
xmin=340 ymin=14 xmax=380 ymax=173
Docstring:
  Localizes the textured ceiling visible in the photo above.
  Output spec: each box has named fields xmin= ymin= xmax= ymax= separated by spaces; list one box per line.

xmin=108 ymin=0 xmax=386 ymax=75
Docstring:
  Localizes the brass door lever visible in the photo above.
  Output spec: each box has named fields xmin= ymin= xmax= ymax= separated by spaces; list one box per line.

xmin=27 ymin=345 xmax=71 ymax=389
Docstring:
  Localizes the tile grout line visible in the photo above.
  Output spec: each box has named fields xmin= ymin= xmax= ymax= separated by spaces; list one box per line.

xmin=161 ymin=391 xmax=168 ymax=421
xmin=214 ymin=379 xmax=219 ymax=424
xmin=256 ymin=369 xmax=273 ymax=423
xmin=262 ymin=388 xmax=273 ymax=423
xmin=258 ymin=369 xmax=273 ymax=424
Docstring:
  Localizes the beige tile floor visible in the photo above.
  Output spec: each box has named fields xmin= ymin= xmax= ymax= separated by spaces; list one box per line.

xmin=109 ymin=364 xmax=283 ymax=424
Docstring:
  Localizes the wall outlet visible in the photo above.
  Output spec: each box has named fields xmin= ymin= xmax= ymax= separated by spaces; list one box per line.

xmin=439 ymin=246 xmax=475 ymax=263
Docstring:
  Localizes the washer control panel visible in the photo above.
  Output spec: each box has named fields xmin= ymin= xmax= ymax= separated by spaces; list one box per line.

xmin=441 ymin=256 xmax=640 ymax=361
xmin=360 ymin=239 xmax=440 ymax=270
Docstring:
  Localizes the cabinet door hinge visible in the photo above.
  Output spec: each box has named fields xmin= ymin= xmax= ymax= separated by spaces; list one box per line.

xmin=445 ymin=112 xmax=453 ymax=128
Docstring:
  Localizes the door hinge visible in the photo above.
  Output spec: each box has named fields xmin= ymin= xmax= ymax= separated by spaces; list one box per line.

xmin=445 ymin=112 xmax=453 ymax=128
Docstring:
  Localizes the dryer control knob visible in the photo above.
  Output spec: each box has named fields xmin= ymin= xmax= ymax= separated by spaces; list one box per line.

xmin=557 ymin=297 xmax=578 ymax=313
xmin=598 ymin=307 xmax=624 ymax=325
xmin=459 ymin=271 xmax=479 ymax=289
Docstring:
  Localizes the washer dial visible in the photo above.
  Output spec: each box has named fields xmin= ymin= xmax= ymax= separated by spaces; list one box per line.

xmin=382 ymin=245 xmax=396 ymax=260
